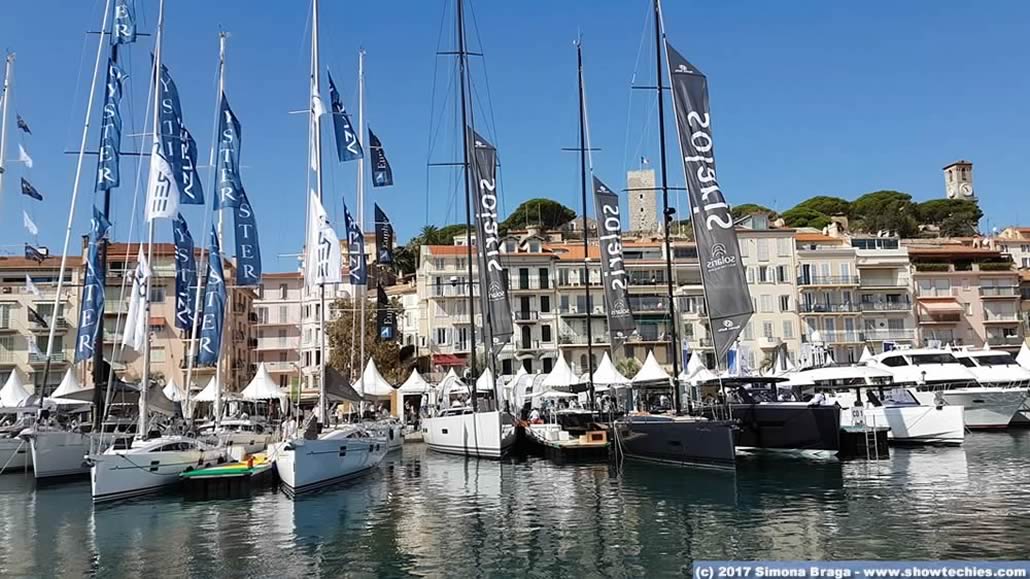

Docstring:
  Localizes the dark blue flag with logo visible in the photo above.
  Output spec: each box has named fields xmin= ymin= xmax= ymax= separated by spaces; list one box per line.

xmin=24 ymin=244 xmax=45 ymax=263
xmin=172 ymin=214 xmax=196 ymax=331
xmin=16 ymin=114 xmax=31 ymax=135
xmin=95 ymin=58 xmax=126 ymax=192
xmin=20 ymin=179 xmax=42 ymax=201
xmin=75 ymin=207 xmax=112 ymax=362
xmin=157 ymin=64 xmax=204 ymax=206
xmin=197 ymin=226 xmax=226 ymax=366
xmin=376 ymin=283 xmax=395 ymax=341
xmin=343 ymin=201 xmax=367 ymax=286
xmin=112 ymin=0 xmax=137 ymax=45
xmin=178 ymin=126 xmax=204 ymax=205
xmin=367 ymin=128 xmax=393 ymax=187
xmin=373 ymin=203 xmax=393 ymax=265
xmin=233 ymin=189 xmax=262 ymax=286
xmin=328 ymin=70 xmax=363 ymax=163
xmin=214 ymin=94 xmax=243 ymax=209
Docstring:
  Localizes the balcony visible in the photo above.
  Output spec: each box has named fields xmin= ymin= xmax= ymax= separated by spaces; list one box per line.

xmin=863 ymin=329 xmax=916 ymax=341
xmin=797 ymin=275 xmax=860 ymax=287
xmin=430 ymin=285 xmax=477 ymax=298
xmin=29 ymin=352 xmax=67 ymax=364
xmin=859 ymin=301 xmax=912 ymax=312
xmin=256 ymin=338 xmax=300 ymax=351
xmin=512 ymin=279 xmax=550 ymax=291
xmin=986 ymin=335 xmax=1024 ymax=347
xmin=803 ymin=331 xmax=864 ymax=344
xmin=859 ymin=278 xmax=910 ymax=289
xmin=980 ymin=287 xmax=1019 ymax=299
xmin=30 ymin=318 xmax=70 ymax=332
xmin=516 ymin=339 xmax=541 ymax=352
xmin=514 ymin=311 xmax=539 ymax=322
xmin=798 ymin=303 xmax=861 ymax=314
xmin=914 ymin=262 xmax=1014 ymax=273
xmin=983 ymin=314 xmax=1020 ymax=324
xmin=557 ymin=335 xmax=609 ymax=346
xmin=264 ymin=361 xmax=298 ymax=374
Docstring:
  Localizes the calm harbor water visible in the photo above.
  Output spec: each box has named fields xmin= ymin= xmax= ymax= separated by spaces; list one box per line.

xmin=1 ymin=431 xmax=1028 ymax=578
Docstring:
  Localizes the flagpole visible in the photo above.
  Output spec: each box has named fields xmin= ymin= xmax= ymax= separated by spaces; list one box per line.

xmin=214 ymin=32 xmax=228 ymax=432
xmin=312 ymin=0 xmax=328 ymax=427
xmin=140 ymin=0 xmax=167 ymax=439
xmin=356 ymin=48 xmax=366 ymax=408
xmin=0 ymin=53 xmax=13 ymax=205
xmin=40 ymin=0 xmax=112 ymax=398
xmin=576 ymin=39 xmax=596 ymax=409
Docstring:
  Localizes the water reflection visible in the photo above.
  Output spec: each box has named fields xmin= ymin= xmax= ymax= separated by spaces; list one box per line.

xmin=0 ymin=432 xmax=1027 ymax=577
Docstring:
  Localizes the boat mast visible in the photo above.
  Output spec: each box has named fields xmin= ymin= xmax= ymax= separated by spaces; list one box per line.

xmin=356 ymin=48 xmax=366 ymax=397
xmin=140 ymin=0 xmax=168 ymax=438
xmin=456 ymin=0 xmax=479 ymax=411
xmin=311 ymin=0 xmax=328 ymax=425
xmin=576 ymin=40 xmax=596 ymax=408
xmin=653 ymin=0 xmax=682 ymax=412
xmin=0 ymin=53 xmax=13 ymax=203
xmin=214 ymin=32 xmax=228 ymax=431
xmin=39 ymin=0 xmax=113 ymax=401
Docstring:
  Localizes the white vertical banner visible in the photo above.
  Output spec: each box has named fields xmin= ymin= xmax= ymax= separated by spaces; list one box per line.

xmin=121 ymin=248 xmax=151 ymax=352
xmin=145 ymin=147 xmax=180 ymax=222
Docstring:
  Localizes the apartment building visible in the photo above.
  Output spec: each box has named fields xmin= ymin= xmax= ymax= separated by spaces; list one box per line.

xmin=794 ymin=232 xmax=864 ymax=363
xmin=253 ymin=272 xmax=303 ymax=391
xmin=0 ymin=254 xmax=82 ymax=393
xmin=997 ymin=227 xmax=1030 ymax=269
xmin=851 ymin=236 xmax=917 ymax=350
xmin=908 ymin=246 xmax=1022 ymax=351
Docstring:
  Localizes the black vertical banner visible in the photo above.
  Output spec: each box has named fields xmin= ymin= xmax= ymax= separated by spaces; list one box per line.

xmin=374 ymin=203 xmax=394 ymax=265
xmin=467 ymin=129 xmax=514 ymax=347
xmin=593 ymin=176 xmax=635 ymax=342
xmin=376 ymin=283 xmax=395 ymax=341
xmin=666 ymin=42 xmax=752 ymax=364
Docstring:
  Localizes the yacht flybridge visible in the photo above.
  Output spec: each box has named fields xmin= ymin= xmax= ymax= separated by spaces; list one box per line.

xmin=864 ymin=348 xmax=1027 ymax=429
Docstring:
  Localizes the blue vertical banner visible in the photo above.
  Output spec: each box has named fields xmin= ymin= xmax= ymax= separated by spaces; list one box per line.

xmin=373 ymin=203 xmax=394 ymax=265
xmin=172 ymin=214 xmax=196 ymax=331
xmin=157 ymin=64 xmax=204 ymax=205
xmin=343 ymin=202 xmax=367 ymax=286
xmin=214 ymin=94 xmax=243 ymax=209
xmin=178 ymin=126 xmax=204 ymax=205
xmin=74 ymin=207 xmax=112 ymax=362
xmin=376 ymin=283 xmax=395 ymax=341
xmin=197 ymin=227 xmax=226 ymax=366
xmin=233 ymin=189 xmax=262 ymax=286
xmin=367 ymin=128 xmax=393 ymax=187
xmin=328 ymin=70 xmax=363 ymax=162
xmin=111 ymin=0 xmax=137 ymax=45
xmin=95 ymin=59 xmax=125 ymax=192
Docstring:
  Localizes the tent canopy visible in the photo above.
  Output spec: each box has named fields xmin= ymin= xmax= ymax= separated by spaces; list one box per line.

xmin=194 ymin=377 xmax=241 ymax=402
xmin=50 ymin=369 xmax=89 ymax=406
xmin=475 ymin=368 xmax=495 ymax=393
xmin=542 ymin=355 xmax=579 ymax=388
xmin=592 ymin=352 xmax=629 ymax=389
xmin=356 ymin=358 xmax=395 ymax=399
xmin=398 ymin=369 xmax=431 ymax=395
xmin=680 ymin=353 xmax=716 ymax=385
xmin=241 ymin=363 xmax=287 ymax=400
xmin=859 ymin=346 xmax=874 ymax=363
xmin=1017 ymin=343 xmax=1030 ymax=370
xmin=0 ymin=370 xmax=32 ymax=407
xmin=631 ymin=351 xmax=672 ymax=385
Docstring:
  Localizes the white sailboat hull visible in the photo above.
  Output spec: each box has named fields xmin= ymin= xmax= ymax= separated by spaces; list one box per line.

xmin=274 ymin=432 xmax=388 ymax=496
xmin=224 ymin=432 xmax=273 ymax=462
xmin=842 ymin=405 xmax=965 ymax=445
xmin=23 ymin=430 xmax=90 ymax=479
xmin=421 ymin=410 xmax=516 ymax=459
xmin=89 ymin=440 xmax=226 ymax=502
xmin=913 ymin=388 xmax=1027 ymax=429
xmin=0 ymin=438 xmax=31 ymax=473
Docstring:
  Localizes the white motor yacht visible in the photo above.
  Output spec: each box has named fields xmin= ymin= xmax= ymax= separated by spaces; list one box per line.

xmin=198 ymin=417 xmax=273 ymax=461
xmin=274 ymin=423 xmax=388 ymax=497
xmin=784 ymin=365 xmax=964 ymax=445
xmin=88 ymin=435 xmax=227 ymax=502
xmin=865 ymin=348 xmax=1026 ymax=429
xmin=952 ymin=348 xmax=1030 ymax=426
xmin=422 ymin=407 xmax=516 ymax=459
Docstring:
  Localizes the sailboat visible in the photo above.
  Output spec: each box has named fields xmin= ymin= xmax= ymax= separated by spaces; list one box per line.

xmin=420 ymin=0 xmax=517 ymax=459
xmin=87 ymin=0 xmax=228 ymax=502
xmin=273 ymin=0 xmax=387 ymax=497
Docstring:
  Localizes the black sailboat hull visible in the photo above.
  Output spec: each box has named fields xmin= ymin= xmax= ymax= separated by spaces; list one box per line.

xmin=701 ymin=404 xmax=842 ymax=452
xmin=617 ymin=416 xmax=736 ymax=469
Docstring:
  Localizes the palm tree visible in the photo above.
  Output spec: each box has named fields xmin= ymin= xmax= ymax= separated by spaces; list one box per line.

xmin=418 ymin=225 xmax=441 ymax=246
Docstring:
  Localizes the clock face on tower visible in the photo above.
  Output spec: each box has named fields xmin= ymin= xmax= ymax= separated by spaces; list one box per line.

xmin=959 ymin=183 xmax=974 ymax=197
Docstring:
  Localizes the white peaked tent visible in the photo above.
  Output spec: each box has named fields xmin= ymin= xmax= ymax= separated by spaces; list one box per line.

xmin=859 ymin=346 xmax=874 ymax=363
xmin=357 ymin=358 xmax=394 ymax=399
xmin=50 ymin=369 xmax=88 ymax=405
xmin=399 ymin=369 xmax=431 ymax=395
xmin=0 ymin=370 xmax=32 ymax=407
xmin=542 ymin=354 xmax=579 ymax=389
xmin=591 ymin=352 xmax=629 ymax=391
xmin=1017 ymin=343 xmax=1030 ymax=370
xmin=631 ymin=350 xmax=672 ymax=385
xmin=162 ymin=378 xmax=186 ymax=402
xmin=241 ymin=363 xmax=287 ymax=401
xmin=679 ymin=353 xmax=715 ymax=385
xmin=475 ymin=368 xmax=495 ymax=393
xmin=194 ymin=377 xmax=221 ymax=402
xmin=439 ymin=368 xmax=466 ymax=400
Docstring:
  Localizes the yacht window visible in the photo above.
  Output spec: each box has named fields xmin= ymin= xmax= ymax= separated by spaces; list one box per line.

xmin=880 ymin=356 xmax=908 ymax=367
xmin=880 ymin=388 xmax=919 ymax=406
xmin=975 ymin=354 xmax=1017 ymax=367
xmin=958 ymin=358 xmax=977 ymax=368
xmin=909 ymin=353 xmax=958 ymax=365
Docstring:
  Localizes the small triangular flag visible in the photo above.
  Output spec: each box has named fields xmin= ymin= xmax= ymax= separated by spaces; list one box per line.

xmin=17 ymin=144 xmax=32 ymax=168
xmin=22 ymin=211 xmax=37 ymax=236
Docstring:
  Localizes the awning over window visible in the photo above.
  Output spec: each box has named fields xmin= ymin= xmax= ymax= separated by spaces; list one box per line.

xmin=918 ymin=299 xmax=962 ymax=313
xmin=432 ymin=354 xmax=465 ymax=366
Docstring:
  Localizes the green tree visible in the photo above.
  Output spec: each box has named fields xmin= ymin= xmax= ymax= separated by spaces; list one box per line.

xmin=794 ymin=195 xmax=850 ymax=216
xmin=781 ymin=207 xmax=832 ymax=229
xmin=917 ymin=199 xmax=982 ymax=237
xmin=616 ymin=356 xmax=641 ymax=379
xmin=730 ymin=203 xmax=777 ymax=221
xmin=500 ymin=198 xmax=576 ymax=232
xmin=392 ymin=244 xmax=417 ymax=276
xmin=327 ymin=297 xmax=407 ymax=384
xmin=849 ymin=190 xmax=918 ymax=237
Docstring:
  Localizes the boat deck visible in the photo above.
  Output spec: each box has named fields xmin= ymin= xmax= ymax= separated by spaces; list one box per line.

xmin=181 ymin=453 xmax=276 ymax=498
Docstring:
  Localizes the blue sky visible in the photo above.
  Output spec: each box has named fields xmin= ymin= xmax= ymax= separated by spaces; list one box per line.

xmin=2 ymin=1 xmax=1028 ymax=273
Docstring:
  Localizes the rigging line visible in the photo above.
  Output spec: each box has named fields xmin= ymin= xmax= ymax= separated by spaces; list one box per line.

xmin=621 ymin=1 xmax=654 ymax=177
xmin=62 ymin=1 xmax=100 ymax=156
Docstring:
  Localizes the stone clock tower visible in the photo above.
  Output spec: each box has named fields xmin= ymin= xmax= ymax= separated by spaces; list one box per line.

xmin=944 ymin=160 xmax=975 ymax=201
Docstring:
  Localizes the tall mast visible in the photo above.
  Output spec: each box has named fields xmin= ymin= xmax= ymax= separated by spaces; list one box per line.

xmin=357 ymin=49 xmax=366 ymax=391
xmin=40 ymin=0 xmax=113 ymax=400
xmin=140 ymin=0 xmax=167 ymax=438
xmin=456 ymin=0 xmax=478 ymax=411
xmin=653 ymin=0 xmax=681 ymax=412
xmin=311 ymin=0 xmax=328 ymax=425
xmin=0 ymin=53 xmax=13 ymax=203
xmin=214 ymin=32 xmax=227 ymax=431
xmin=576 ymin=40 xmax=596 ymax=408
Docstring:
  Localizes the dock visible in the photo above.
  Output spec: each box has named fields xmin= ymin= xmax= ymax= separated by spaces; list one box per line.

xmin=181 ymin=453 xmax=277 ymax=498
